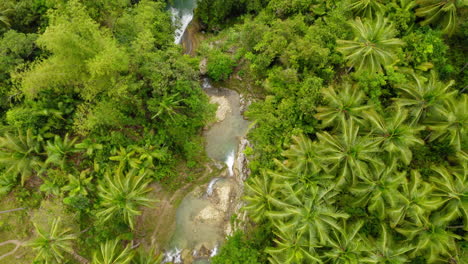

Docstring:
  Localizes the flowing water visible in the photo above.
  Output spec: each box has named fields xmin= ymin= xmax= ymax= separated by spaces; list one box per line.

xmin=164 ymin=1 xmax=250 ymax=263
xmin=169 ymin=0 xmax=197 ymax=44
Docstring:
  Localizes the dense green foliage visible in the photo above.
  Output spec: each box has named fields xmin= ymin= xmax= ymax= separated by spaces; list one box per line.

xmin=195 ymin=0 xmax=467 ymax=263
xmin=0 ymin=0 xmax=466 ymax=263
xmin=0 ymin=0 xmax=213 ymax=262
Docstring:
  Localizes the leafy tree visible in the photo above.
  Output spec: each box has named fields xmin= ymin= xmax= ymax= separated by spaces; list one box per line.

xmin=351 ymin=162 xmax=405 ymax=219
xmin=349 ymin=0 xmax=385 ymax=19
xmin=93 ymin=239 xmax=134 ymax=264
xmin=27 ymin=217 xmax=76 ymax=264
xmin=109 ymin=146 xmax=141 ymax=173
xmin=394 ymin=71 xmax=456 ymax=124
xmin=366 ymin=108 xmax=424 ymax=164
xmin=337 ymin=17 xmax=405 ymax=73
xmin=388 ymin=170 xmax=443 ymax=227
xmin=427 ymin=94 xmax=467 ymax=151
xmin=317 ymin=120 xmax=382 ymax=186
xmin=315 ymin=83 xmax=371 ymax=129
xmin=0 ymin=129 xmax=43 ymax=185
xmin=96 ymin=169 xmax=155 ymax=229
xmin=415 ymin=0 xmax=466 ymax=35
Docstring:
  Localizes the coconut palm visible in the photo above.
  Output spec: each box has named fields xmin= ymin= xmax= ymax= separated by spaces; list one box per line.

xmin=361 ymin=224 xmax=413 ymax=263
xmin=427 ymin=94 xmax=468 ymax=151
xmin=317 ymin=120 xmax=382 ymax=186
xmin=278 ymin=134 xmax=324 ymax=176
xmin=96 ymin=169 xmax=156 ymax=230
xmin=93 ymin=239 xmax=134 ymax=264
xmin=349 ymin=0 xmax=385 ymax=19
xmin=350 ymin=162 xmax=405 ymax=219
xmin=266 ymin=221 xmax=322 ymax=264
xmin=0 ymin=129 xmax=44 ymax=185
xmin=268 ymin=184 xmax=349 ymax=244
xmin=394 ymin=71 xmax=456 ymax=125
xmin=244 ymin=170 xmax=284 ymax=222
xmin=388 ymin=170 xmax=443 ymax=227
xmin=314 ymin=83 xmax=371 ymax=129
xmin=366 ymin=108 xmax=424 ymax=164
xmin=337 ymin=17 xmax=405 ymax=73
xmin=430 ymin=166 xmax=467 ymax=227
xmin=323 ymin=220 xmax=367 ymax=264
xmin=45 ymin=134 xmax=79 ymax=169
xmin=415 ymin=0 xmax=466 ymax=35
xmin=396 ymin=215 xmax=462 ymax=262
xmin=27 ymin=217 xmax=77 ymax=264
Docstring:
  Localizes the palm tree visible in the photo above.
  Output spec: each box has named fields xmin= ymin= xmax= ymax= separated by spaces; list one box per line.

xmin=266 ymin=222 xmax=322 ymax=264
xmin=317 ymin=120 xmax=382 ymax=186
xmin=149 ymin=93 xmax=184 ymax=121
xmin=268 ymin=184 xmax=348 ymax=244
xmin=427 ymin=94 xmax=467 ymax=151
xmin=0 ymin=6 xmax=12 ymax=28
xmin=45 ymin=134 xmax=79 ymax=169
xmin=337 ymin=17 xmax=405 ymax=73
xmin=430 ymin=166 xmax=467 ymax=227
xmin=61 ymin=170 xmax=94 ymax=197
xmin=243 ymin=170 xmax=283 ymax=222
xmin=415 ymin=0 xmax=466 ymax=35
xmin=361 ymin=224 xmax=413 ymax=263
xmin=388 ymin=170 xmax=443 ymax=228
xmin=394 ymin=71 xmax=456 ymax=125
xmin=323 ymin=220 xmax=367 ymax=264
xmin=96 ymin=169 xmax=155 ymax=230
xmin=314 ymin=83 xmax=371 ymax=129
xmin=0 ymin=129 xmax=44 ymax=185
xmin=27 ymin=217 xmax=77 ymax=264
xmin=349 ymin=0 xmax=385 ymax=19
xmin=396 ymin=215 xmax=461 ymax=262
xmin=93 ymin=239 xmax=134 ymax=264
xmin=350 ymin=162 xmax=405 ymax=219
xmin=366 ymin=108 xmax=424 ymax=164
xmin=279 ymin=134 xmax=324 ymax=176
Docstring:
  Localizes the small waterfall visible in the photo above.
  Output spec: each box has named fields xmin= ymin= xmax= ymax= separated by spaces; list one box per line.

xmin=169 ymin=7 xmax=194 ymax=44
xmin=210 ymin=245 xmax=219 ymax=257
xmin=226 ymin=150 xmax=235 ymax=176
xmin=206 ymin=178 xmax=221 ymax=197
xmin=163 ymin=248 xmax=182 ymax=264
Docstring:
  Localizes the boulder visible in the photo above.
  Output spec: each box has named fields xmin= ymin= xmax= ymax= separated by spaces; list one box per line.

xmin=210 ymin=95 xmax=231 ymax=122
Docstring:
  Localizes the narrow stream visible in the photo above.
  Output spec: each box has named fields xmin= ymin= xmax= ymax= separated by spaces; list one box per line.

xmin=164 ymin=1 xmax=250 ymax=263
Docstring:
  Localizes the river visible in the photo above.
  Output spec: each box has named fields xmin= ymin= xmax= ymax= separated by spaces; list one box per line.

xmin=163 ymin=1 xmax=250 ymax=263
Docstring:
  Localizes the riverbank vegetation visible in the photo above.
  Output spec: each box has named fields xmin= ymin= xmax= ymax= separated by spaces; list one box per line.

xmin=0 ymin=0 xmax=213 ymax=262
xmin=196 ymin=0 xmax=468 ymax=263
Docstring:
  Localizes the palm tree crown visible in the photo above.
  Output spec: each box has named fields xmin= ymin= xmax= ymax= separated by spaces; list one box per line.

xmin=96 ymin=169 xmax=156 ymax=229
xmin=27 ymin=217 xmax=77 ymax=264
xmin=337 ymin=17 xmax=405 ymax=73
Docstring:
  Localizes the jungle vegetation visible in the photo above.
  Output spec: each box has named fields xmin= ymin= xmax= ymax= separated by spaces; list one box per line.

xmin=197 ymin=0 xmax=468 ymax=263
xmin=0 ymin=0 xmax=466 ymax=263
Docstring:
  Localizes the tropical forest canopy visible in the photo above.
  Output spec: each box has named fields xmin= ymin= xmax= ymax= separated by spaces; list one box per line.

xmin=0 ymin=0 xmax=466 ymax=263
